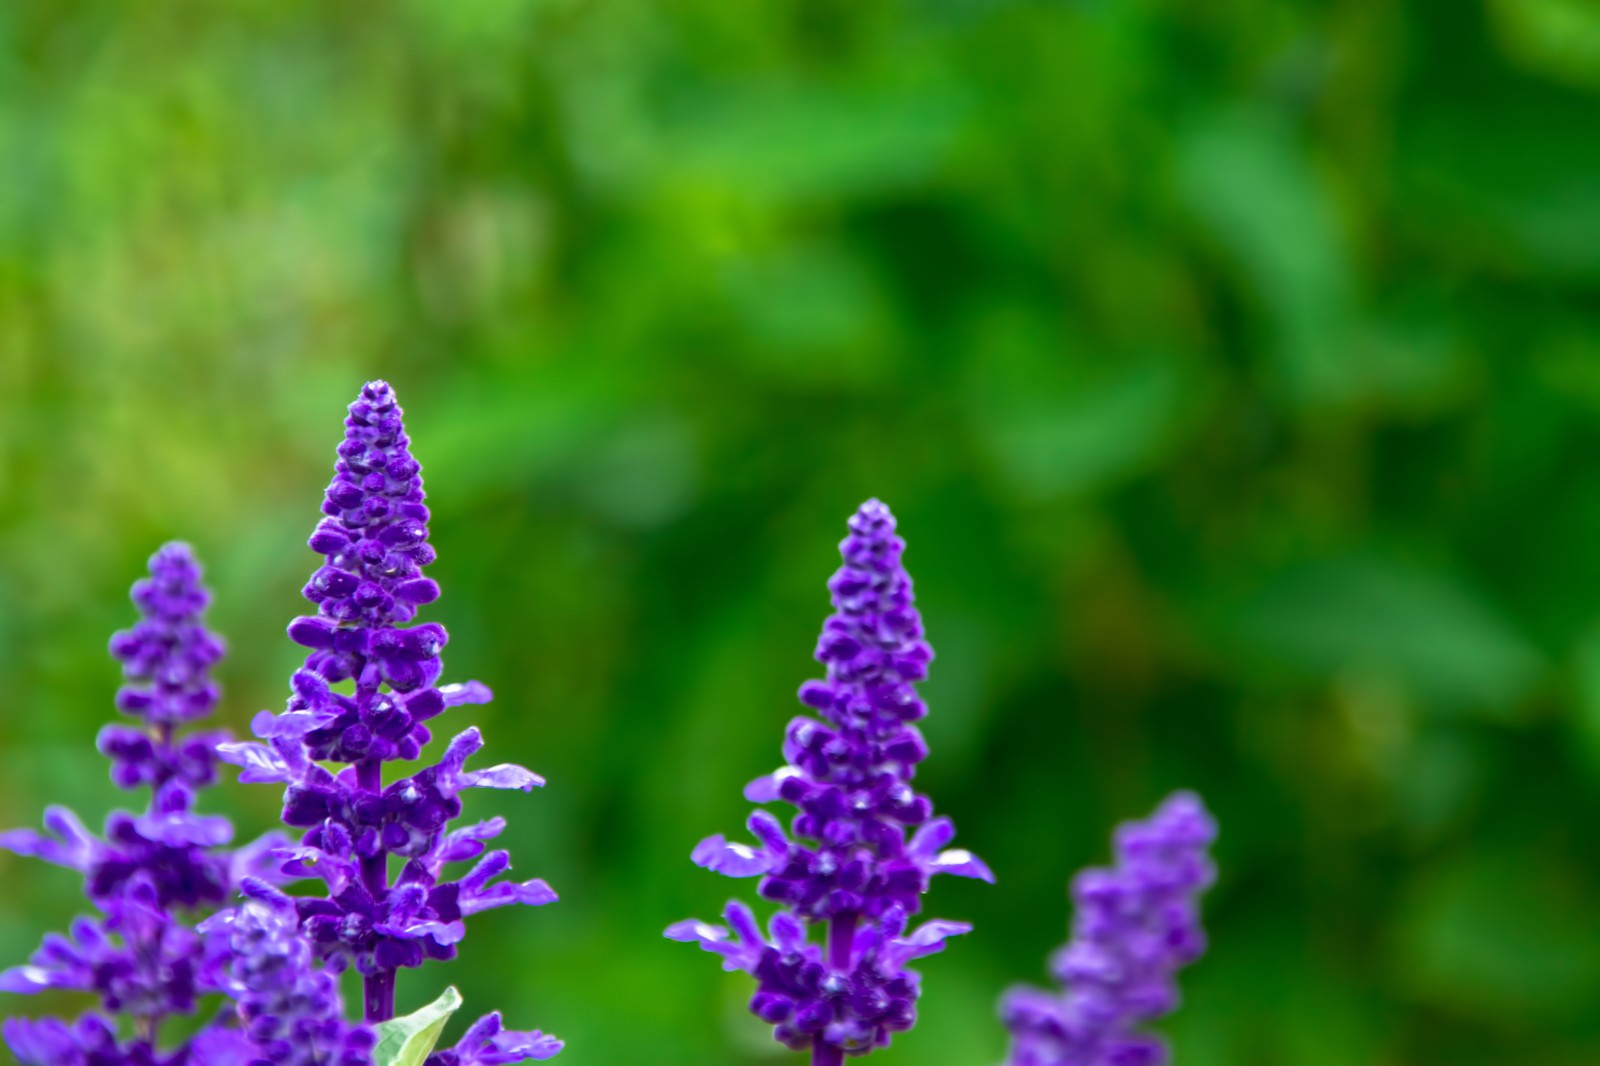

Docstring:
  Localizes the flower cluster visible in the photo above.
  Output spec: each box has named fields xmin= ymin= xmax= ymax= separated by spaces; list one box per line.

xmin=1000 ymin=792 xmax=1217 ymax=1066
xmin=669 ymin=500 xmax=992 ymax=1063
xmin=201 ymin=881 xmax=375 ymax=1066
xmin=218 ymin=381 xmax=560 ymax=1054
xmin=1 ymin=544 xmax=283 ymax=1064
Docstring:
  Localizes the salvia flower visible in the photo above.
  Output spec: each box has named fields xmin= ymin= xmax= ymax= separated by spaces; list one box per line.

xmin=668 ymin=499 xmax=992 ymax=1064
xmin=218 ymin=380 xmax=560 ymax=1053
xmin=200 ymin=881 xmax=375 ymax=1066
xmin=2 ymin=1014 xmax=164 ymax=1066
xmin=999 ymin=791 xmax=1217 ymax=1066
xmin=424 ymin=1011 xmax=564 ymax=1065
xmin=1 ymin=543 xmax=283 ymax=1064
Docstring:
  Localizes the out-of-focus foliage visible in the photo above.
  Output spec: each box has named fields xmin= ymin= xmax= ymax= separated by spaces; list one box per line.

xmin=3 ymin=2 xmax=1600 ymax=1063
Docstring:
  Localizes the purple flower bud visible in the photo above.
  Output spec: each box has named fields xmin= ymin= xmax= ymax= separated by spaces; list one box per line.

xmin=999 ymin=792 xmax=1217 ymax=1066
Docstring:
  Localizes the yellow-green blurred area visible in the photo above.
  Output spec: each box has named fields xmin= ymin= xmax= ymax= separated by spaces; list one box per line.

xmin=5 ymin=0 xmax=1600 ymax=1063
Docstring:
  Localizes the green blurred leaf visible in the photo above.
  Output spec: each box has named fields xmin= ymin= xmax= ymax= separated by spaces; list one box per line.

xmin=1400 ymin=99 xmax=1600 ymax=278
xmin=1489 ymin=0 xmax=1600 ymax=87
xmin=569 ymin=415 xmax=700 ymax=528
xmin=1400 ymin=731 xmax=1482 ymax=843
xmin=1570 ymin=626 xmax=1600 ymax=771
xmin=963 ymin=309 xmax=1190 ymax=500
xmin=1393 ymin=851 xmax=1600 ymax=1022
xmin=660 ymin=81 xmax=969 ymax=203
xmin=374 ymin=986 xmax=463 ymax=1066
xmin=977 ymin=360 xmax=1184 ymax=500
xmin=720 ymin=241 xmax=895 ymax=381
xmin=1222 ymin=556 xmax=1542 ymax=717
xmin=1178 ymin=106 xmax=1353 ymax=404
xmin=1348 ymin=308 xmax=1478 ymax=416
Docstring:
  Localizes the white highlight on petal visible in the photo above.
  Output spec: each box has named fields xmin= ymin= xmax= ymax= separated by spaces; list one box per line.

xmin=931 ymin=848 xmax=997 ymax=883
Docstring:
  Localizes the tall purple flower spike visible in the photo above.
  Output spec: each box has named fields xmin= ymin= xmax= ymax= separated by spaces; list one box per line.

xmin=1000 ymin=792 xmax=1217 ymax=1066
xmin=668 ymin=500 xmax=993 ymax=1063
xmin=1 ymin=543 xmax=286 ymax=1064
xmin=219 ymin=381 xmax=560 ymax=1055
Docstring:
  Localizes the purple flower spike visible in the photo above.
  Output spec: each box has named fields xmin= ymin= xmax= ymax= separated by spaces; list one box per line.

xmin=1000 ymin=792 xmax=1217 ymax=1066
xmin=670 ymin=500 xmax=990 ymax=1063
xmin=218 ymin=381 xmax=559 ymax=1052
xmin=3 ymin=543 xmax=288 ymax=1064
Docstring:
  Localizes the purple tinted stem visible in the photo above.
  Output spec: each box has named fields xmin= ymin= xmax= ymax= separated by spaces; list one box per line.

xmin=828 ymin=911 xmax=857 ymax=970
xmin=364 ymin=970 xmax=396 ymax=1024
xmin=153 ymin=720 xmax=176 ymax=792
xmin=810 ymin=911 xmax=858 ymax=1066
xmin=356 ymin=756 xmax=394 ymax=1022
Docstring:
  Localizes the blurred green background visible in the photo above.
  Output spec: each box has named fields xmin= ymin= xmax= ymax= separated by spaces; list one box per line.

xmin=4 ymin=1 xmax=1600 ymax=1063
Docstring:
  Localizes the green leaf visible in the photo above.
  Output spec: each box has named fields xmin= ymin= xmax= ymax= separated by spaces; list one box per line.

xmin=373 ymin=986 xmax=464 ymax=1066
xmin=1219 ymin=555 xmax=1542 ymax=718
xmin=1178 ymin=106 xmax=1353 ymax=405
xmin=659 ymin=80 xmax=970 ymax=204
xmin=961 ymin=310 xmax=1191 ymax=502
xmin=1391 ymin=849 xmax=1600 ymax=1022
xmin=1569 ymin=626 xmax=1600 ymax=774
xmin=1488 ymin=0 xmax=1600 ymax=88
